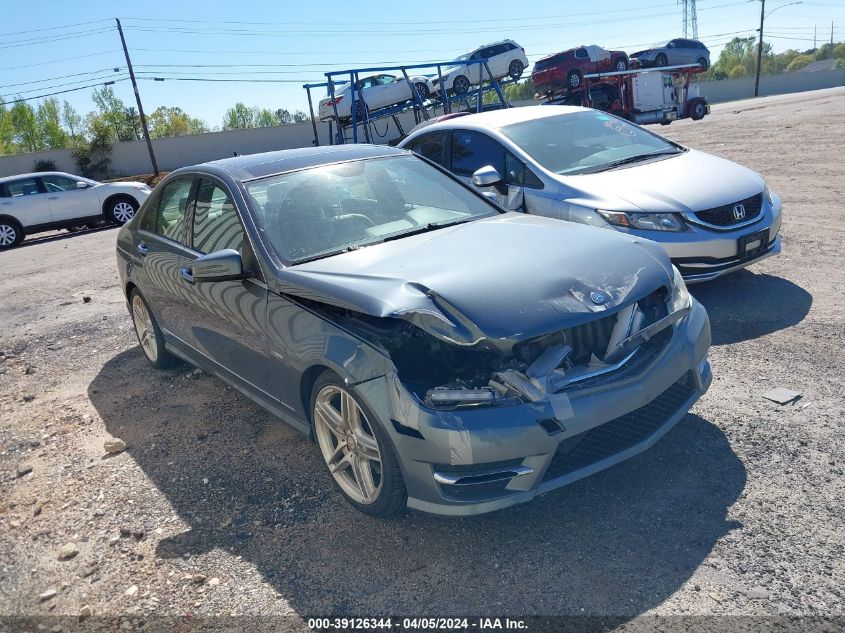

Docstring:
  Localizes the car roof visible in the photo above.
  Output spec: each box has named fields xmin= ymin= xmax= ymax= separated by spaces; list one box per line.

xmin=406 ymin=105 xmax=589 ymax=135
xmin=464 ymin=39 xmax=519 ymax=52
xmin=0 ymin=171 xmax=78 ymax=184
xmin=196 ymin=144 xmax=408 ymax=181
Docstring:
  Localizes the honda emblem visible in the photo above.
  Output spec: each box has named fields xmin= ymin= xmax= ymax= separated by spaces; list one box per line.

xmin=732 ymin=204 xmax=746 ymax=220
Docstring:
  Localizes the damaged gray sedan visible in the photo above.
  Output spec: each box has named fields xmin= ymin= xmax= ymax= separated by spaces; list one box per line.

xmin=116 ymin=145 xmax=712 ymax=517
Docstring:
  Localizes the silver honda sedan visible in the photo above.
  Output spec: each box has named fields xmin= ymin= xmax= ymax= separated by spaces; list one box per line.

xmin=399 ymin=106 xmax=782 ymax=282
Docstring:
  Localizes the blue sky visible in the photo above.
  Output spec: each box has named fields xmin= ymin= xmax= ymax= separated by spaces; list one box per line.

xmin=2 ymin=0 xmax=843 ymax=128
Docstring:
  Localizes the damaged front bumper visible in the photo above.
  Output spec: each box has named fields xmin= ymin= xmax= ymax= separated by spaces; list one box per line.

xmin=355 ymin=299 xmax=711 ymax=516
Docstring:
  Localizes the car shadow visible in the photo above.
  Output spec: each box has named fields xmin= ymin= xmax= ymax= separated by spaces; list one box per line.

xmin=18 ymin=225 xmax=115 ymax=249
xmin=690 ymin=270 xmax=812 ymax=346
xmin=90 ymin=348 xmax=746 ymax=618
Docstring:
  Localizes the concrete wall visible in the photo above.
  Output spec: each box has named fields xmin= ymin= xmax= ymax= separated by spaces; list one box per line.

xmin=699 ymin=68 xmax=845 ymax=103
xmin=2 ymin=68 xmax=842 ymax=179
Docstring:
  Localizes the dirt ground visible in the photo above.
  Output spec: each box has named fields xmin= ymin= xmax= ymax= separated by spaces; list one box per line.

xmin=1 ymin=88 xmax=843 ymax=631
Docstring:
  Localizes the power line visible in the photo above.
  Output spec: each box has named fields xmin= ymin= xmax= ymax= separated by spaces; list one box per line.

xmin=4 ymin=74 xmax=130 ymax=97
xmin=4 ymin=78 xmax=130 ymax=105
xmin=0 ymin=27 xmax=115 ymax=50
xmin=139 ymin=77 xmax=319 ymax=84
xmin=0 ymin=19 xmax=113 ymax=37
xmin=0 ymin=50 xmax=123 ymax=72
xmin=116 ymin=2 xmax=714 ymax=26
xmin=121 ymin=2 xmax=751 ymax=38
xmin=0 ymin=68 xmax=123 ymax=90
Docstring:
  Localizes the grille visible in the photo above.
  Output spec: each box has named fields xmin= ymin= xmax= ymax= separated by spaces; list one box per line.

xmin=542 ymin=372 xmax=696 ymax=482
xmin=694 ymin=193 xmax=763 ymax=227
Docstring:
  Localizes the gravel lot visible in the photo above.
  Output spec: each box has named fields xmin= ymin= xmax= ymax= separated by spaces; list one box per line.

xmin=1 ymin=88 xmax=843 ymax=631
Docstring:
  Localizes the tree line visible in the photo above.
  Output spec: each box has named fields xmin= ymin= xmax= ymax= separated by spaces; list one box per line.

xmin=0 ymin=86 xmax=312 ymax=157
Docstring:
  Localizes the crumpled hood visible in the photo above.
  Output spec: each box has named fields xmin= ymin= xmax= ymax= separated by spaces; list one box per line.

xmin=561 ymin=149 xmax=765 ymax=213
xmin=275 ymin=213 xmax=673 ymax=350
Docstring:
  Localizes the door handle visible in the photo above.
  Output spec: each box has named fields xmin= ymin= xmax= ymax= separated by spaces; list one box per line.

xmin=180 ymin=267 xmax=194 ymax=284
xmin=48 ymin=196 xmax=59 ymax=200
xmin=136 ymin=243 xmax=149 ymax=256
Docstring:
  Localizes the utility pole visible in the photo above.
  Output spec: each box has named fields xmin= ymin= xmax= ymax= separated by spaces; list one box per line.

xmin=754 ymin=0 xmax=765 ymax=98
xmin=813 ymin=24 xmax=817 ymax=51
xmin=116 ymin=18 xmax=158 ymax=176
xmin=832 ymin=21 xmax=835 ymax=58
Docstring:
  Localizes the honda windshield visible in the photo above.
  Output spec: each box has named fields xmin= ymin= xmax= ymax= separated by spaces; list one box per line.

xmin=499 ymin=111 xmax=682 ymax=176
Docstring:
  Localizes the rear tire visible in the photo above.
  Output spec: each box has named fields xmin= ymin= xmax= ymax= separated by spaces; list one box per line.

xmin=697 ymin=56 xmax=709 ymax=69
xmin=105 ymin=196 xmax=138 ymax=225
xmin=452 ymin=75 xmax=470 ymax=95
xmin=615 ymin=58 xmax=628 ymax=72
xmin=690 ymin=100 xmax=707 ymax=121
xmin=311 ymin=371 xmax=406 ymax=517
xmin=508 ymin=60 xmax=525 ymax=80
xmin=413 ymin=82 xmax=430 ymax=100
xmin=0 ymin=218 xmax=24 ymax=250
xmin=567 ymin=70 xmax=582 ymax=89
xmin=129 ymin=289 xmax=175 ymax=369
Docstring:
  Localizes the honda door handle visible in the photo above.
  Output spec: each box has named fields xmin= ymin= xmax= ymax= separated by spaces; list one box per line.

xmin=180 ymin=267 xmax=194 ymax=284
xmin=136 ymin=243 xmax=149 ymax=256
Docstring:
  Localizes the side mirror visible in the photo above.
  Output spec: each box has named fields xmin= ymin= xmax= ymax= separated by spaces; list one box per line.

xmin=472 ymin=165 xmax=503 ymax=188
xmin=76 ymin=181 xmax=89 ymax=189
xmin=189 ymin=249 xmax=251 ymax=283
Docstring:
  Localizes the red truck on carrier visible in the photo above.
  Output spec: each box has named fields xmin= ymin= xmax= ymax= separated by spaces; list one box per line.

xmin=532 ymin=45 xmax=629 ymax=92
xmin=542 ymin=63 xmax=709 ymax=125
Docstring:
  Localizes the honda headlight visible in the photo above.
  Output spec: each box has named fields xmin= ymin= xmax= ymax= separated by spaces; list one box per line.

xmin=669 ymin=265 xmax=692 ymax=312
xmin=597 ymin=210 xmax=686 ymax=232
xmin=763 ymin=184 xmax=774 ymax=206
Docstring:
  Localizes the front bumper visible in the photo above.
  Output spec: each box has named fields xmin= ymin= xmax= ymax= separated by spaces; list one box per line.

xmin=615 ymin=192 xmax=783 ymax=284
xmin=355 ymin=300 xmax=711 ymax=516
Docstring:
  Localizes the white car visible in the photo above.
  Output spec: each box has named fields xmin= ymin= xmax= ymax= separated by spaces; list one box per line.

xmin=434 ymin=40 xmax=529 ymax=95
xmin=0 ymin=171 xmax=151 ymax=249
xmin=318 ymin=73 xmax=435 ymax=121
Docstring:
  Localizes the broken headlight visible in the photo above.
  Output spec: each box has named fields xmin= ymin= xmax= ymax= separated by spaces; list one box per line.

xmin=425 ymin=387 xmax=500 ymax=408
xmin=597 ymin=210 xmax=686 ymax=232
xmin=669 ymin=265 xmax=692 ymax=312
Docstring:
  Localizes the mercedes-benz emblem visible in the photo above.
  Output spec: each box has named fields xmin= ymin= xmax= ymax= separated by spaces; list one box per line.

xmin=590 ymin=291 xmax=609 ymax=305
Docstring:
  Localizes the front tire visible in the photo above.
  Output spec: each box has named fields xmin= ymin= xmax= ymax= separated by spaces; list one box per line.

xmin=129 ymin=289 xmax=175 ymax=369
xmin=106 ymin=196 xmax=138 ymax=225
xmin=452 ymin=75 xmax=470 ymax=95
xmin=508 ymin=60 xmax=525 ymax=80
xmin=413 ymin=82 xmax=430 ymax=100
xmin=311 ymin=371 xmax=406 ymax=517
xmin=615 ymin=58 xmax=628 ymax=72
xmin=655 ymin=53 xmax=668 ymax=67
xmin=0 ymin=219 xmax=25 ymax=250
xmin=698 ymin=56 xmax=709 ymax=69
xmin=690 ymin=100 xmax=707 ymax=121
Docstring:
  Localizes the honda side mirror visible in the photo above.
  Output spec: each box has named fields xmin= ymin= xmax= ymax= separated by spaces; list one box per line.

xmin=472 ymin=165 xmax=503 ymax=187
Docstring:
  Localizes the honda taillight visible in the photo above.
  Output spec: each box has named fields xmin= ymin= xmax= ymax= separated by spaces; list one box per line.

xmin=325 ymin=96 xmax=344 ymax=107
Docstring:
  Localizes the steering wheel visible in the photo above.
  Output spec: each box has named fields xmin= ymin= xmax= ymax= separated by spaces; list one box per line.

xmin=336 ymin=213 xmax=375 ymax=227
